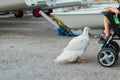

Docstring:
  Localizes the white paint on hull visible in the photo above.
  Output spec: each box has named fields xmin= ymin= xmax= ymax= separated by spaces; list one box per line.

xmin=51 ymin=8 xmax=105 ymax=29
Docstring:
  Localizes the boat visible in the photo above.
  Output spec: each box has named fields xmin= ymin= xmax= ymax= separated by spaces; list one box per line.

xmin=51 ymin=8 xmax=104 ymax=29
xmin=0 ymin=0 xmax=81 ymax=11
xmin=0 ymin=0 xmax=46 ymax=12
xmin=51 ymin=3 xmax=119 ymax=29
xmin=0 ymin=0 xmax=83 ymax=18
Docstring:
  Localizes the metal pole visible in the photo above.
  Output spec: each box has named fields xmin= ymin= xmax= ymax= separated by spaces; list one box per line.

xmin=39 ymin=10 xmax=59 ymax=29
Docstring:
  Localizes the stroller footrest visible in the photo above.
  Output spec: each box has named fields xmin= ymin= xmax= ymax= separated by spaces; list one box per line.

xmin=98 ymin=38 xmax=107 ymax=44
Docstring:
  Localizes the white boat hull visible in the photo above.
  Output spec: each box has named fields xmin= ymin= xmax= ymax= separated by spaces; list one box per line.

xmin=0 ymin=0 xmax=82 ymax=12
xmin=0 ymin=0 xmax=48 ymax=12
xmin=51 ymin=3 xmax=119 ymax=29
xmin=51 ymin=8 xmax=106 ymax=29
xmin=52 ymin=13 xmax=104 ymax=29
xmin=0 ymin=0 xmax=28 ymax=11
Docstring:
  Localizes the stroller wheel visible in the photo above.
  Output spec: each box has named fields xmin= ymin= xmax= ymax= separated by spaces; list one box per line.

xmin=98 ymin=48 xmax=118 ymax=67
xmin=102 ymin=41 xmax=120 ymax=54
xmin=110 ymin=41 xmax=120 ymax=54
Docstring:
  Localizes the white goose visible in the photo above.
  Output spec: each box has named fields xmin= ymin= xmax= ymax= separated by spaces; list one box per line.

xmin=54 ymin=27 xmax=90 ymax=64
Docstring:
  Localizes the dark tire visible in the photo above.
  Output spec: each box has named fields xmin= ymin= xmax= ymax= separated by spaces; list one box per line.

xmin=102 ymin=41 xmax=120 ymax=54
xmin=110 ymin=41 xmax=120 ymax=53
xmin=98 ymin=48 xmax=118 ymax=67
xmin=14 ymin=11 xmax=24 ymax=18
xmin=33 ymin=8 xmax=41 ymax=17
xmin=44 ymin=9 xmax=52 ymax=15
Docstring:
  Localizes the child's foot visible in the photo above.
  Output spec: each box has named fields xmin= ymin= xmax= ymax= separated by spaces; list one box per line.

xmin=98 ymin=32 xmax=109 ymax=39
xmin=98 ymin=32 xmax=106 ymax=39
xmin=104 ymin=30 xmax=110 ymax=39
xmin=105 ymin=33 xmax=110 ymax=39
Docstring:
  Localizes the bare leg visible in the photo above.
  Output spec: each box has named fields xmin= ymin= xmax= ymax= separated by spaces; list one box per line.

xmin=104 ymin=7 xmax=120 ymax=14
xmin=76 ymin=57 xmax=87 ymax=63
xmin=103 ymin=16 xmax=110 ymax=39
xmin=101 ymin=7 xmax=120 ymax=39
xmin=104 ymin=7 xmax=112 ymax=12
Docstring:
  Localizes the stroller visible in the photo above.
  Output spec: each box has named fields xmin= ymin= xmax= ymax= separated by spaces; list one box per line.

xmin=98 ymin=12 xmax=120 ymax=67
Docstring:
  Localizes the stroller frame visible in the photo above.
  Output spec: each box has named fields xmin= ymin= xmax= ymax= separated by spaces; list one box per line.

xmin=98 ymin=12 xmax=120 ymax=67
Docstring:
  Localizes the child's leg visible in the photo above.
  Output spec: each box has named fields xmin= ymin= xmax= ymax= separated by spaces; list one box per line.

xmin=104 ymin=7 xmax=113 ymax=12
xmin=104 ymin=16 xmax=110 ymax=39
xmin=105 ymin=7 xmax=120 ymax=14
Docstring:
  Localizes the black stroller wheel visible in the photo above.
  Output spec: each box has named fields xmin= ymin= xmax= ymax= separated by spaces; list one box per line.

xmin=110 ymin=41 xmax=120 ymax=53
xmin=98 ymin=48 xmax=118 ymax=67
xmin=102 ymin=41 xmax=120 ymax=54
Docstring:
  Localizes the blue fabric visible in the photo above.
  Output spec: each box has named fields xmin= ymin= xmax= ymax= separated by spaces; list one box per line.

xmin=57 ymin=26 xmax=76 ymax=36
xmin=52 ymin=17 xmax=76 ymax=36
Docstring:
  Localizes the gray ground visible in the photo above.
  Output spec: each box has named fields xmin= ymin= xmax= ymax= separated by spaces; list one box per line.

xmin=0 ymin=14 xmax=120 ymax=80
